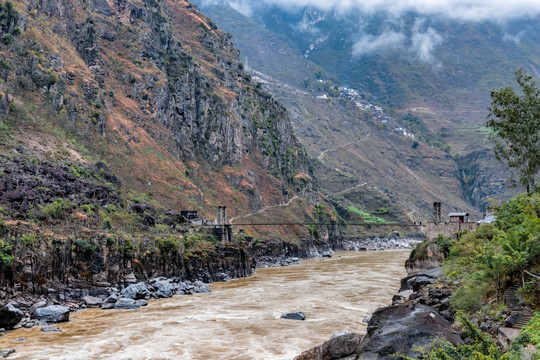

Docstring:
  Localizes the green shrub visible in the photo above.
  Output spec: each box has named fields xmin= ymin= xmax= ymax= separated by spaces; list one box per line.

xmin=69 ymin=166 xmax=89 ymax=178
xmin=515 ymin=312 xmax=540 ymax=351
xmin=0 ymin=218 xmax=6 ymax=236
xmin=73 ymin=238 xmax=97 ymax=255
xmin=120 ymin=237 xmax=136 ymax=253
xmin=451 ymin=279 xmax=493 ymax=313
xmin=0 ymin=238 xmax=14 ymax=266
xmin=157 ymin=237 xmax=179 ymax=254
xmin=103 ymin=204 xmax=116 ymax=213
xmin=81 ymin=204 xmax=95 ymax=216
xmin=40 ymin=198 xmax=72 ymax=219
xmin=402 ymin=312 xmax=520 ymax=359
xmin=106 ymin=235 xmax=116 ymax=246
xmin=1 ymin=33 xmax=13 ymax=45
xmin=21 ymin=233 xmax=36 ymax=245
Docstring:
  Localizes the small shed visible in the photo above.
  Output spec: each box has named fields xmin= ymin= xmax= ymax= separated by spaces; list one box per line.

xmin=449 ymin=212 xmax=469 ymax=223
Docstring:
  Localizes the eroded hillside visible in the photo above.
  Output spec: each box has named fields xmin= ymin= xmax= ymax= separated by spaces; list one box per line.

xmin=0 ymin=0 xmax=318 ymax=224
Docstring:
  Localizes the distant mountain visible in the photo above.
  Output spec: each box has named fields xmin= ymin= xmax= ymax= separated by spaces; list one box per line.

xmin=193 ymin=0 xmax=530 ymax=215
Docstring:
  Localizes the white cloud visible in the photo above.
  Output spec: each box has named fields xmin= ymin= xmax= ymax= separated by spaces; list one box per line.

xmin=411 ymin=20 xmax=443 ymax=63
xmin=352 ymin=31 xmax=406 ymax=56
xmin=229 ymin=0 xmax=253 ymax=17
xmin=503 ymin=31 xmax=525 ymax=44
xmin=229 ymin=0 xmax=540 ymax=21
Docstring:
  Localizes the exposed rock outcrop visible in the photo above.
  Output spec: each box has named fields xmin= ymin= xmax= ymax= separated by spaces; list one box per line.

xmin=295 ymin=332 xmax=364 ymax=360
xmin=356 ymin=303 xmax=463 ymax=359
xmin=0 ymin=304 xmax=23 ymax=329
xmin=33 ymin=305 xmax=70 ymax=323
xmin=405 ymin=243 xmax=447 ymax=275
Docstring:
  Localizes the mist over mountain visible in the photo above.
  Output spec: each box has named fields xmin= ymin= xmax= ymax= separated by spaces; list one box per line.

xmin=223 ymin=0 xmax=540 ymax=21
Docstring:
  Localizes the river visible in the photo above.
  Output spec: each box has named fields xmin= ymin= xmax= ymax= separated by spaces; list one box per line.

xmin=2 ymin=250 xmax=410 ymax=359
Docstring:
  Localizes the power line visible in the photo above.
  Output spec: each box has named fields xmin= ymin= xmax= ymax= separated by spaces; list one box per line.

xmin=228 ymin=222 xmax=422 ymax=227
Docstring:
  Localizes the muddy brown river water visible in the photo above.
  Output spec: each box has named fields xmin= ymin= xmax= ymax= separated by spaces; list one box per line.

xmin=2 ymin=250 xmax=410 ymax=359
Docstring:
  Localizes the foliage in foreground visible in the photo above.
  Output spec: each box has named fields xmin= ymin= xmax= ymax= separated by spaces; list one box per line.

xmin=487 ymin=69 xmax=540 ymax=193
xmin=444 ymin=192 xmax=540 ymax=313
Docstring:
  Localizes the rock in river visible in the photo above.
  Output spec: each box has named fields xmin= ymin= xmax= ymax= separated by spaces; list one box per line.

xmin=121 ymin=282 xmax=149 ymax=300
xmin=33 ymin=305 xmax=70 ymax=323
xmin=41 ymin=326 xmax=63 ymax=333
xmin=0 ymin=304 xmax=23 ymax=329
xmin=281 ymin=312 xmax=306 ymax=321
xmin=0 ymin=349 xmax=15 ymax=358
xmin=114 ymin=298 xmax=140 ymax=310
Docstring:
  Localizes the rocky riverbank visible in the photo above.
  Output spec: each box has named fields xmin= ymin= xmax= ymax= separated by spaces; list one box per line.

xmin=0 ymin=276 xmax=213 ymax=358
xmin=255 ymin=237 xmax=421 ymax=268
xmin=294 ymin=234 xmax=525 ymax=360
xmin=294 ymin=238 xmax=459 ymax=360
xmin=295 ymin=266 xmax=464 ymax=360
xmin=341 ymin=237 xmax=421 ymax=252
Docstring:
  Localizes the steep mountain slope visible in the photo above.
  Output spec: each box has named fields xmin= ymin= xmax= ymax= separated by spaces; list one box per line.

xmin=0 ymin=0 xmax=316 ymax=226
xmin=0 ymin=0 xmax=354 ymax=293
xmin=193 ymin=1 xmax=528 ymax=212
xmin=191 ymin=1 xmax=481 ymax=221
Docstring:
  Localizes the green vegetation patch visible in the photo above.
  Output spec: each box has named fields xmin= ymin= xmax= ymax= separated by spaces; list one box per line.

xmin=347 ymin=206 xmax=393 ymax=224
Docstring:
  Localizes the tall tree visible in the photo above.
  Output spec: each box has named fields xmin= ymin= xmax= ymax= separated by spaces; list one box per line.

xmin=487 ymin=69 xmax=540 ymax=193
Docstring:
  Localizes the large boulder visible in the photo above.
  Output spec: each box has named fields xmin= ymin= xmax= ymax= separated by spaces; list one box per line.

xmin=356 ymin=303 xmax=463 ymax=359
xmin=295 ymin=332 xmax=364 ymax=360
xmin=29 ymin=301 xmax=47 ymax=315
xmin=121 ymin=282 xmax=149 ymax=300
xmin=104 ymin=293 xmax=119 ymax=304
xmin=193 ymin=281 xmax=211 ymax=294
xmin=399 ymin=268 xmax=441 ymax=292
xmin=82 ymin=296 xmax=103 ymax=307
xmin=154 ymin=280 xmax=173 ymax=298
xmin=33 ymin=305 xmax=70 ymax=323
xmin=114 ymin=298 xmax=140 ymax=310
xmin=0 ymin=304 xmax=23 ymax=329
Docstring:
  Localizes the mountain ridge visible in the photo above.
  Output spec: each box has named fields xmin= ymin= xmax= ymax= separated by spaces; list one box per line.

xmin=193 ymin=0 xmax=527 ymax=214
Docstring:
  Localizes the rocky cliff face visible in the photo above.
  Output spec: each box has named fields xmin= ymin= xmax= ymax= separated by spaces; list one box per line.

xmin=0 ymin=0 xmax=314 ymax=218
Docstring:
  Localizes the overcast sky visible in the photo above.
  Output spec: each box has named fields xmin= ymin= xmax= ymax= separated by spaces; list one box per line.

xmin=228 ymin=0 xmax=540 ymax=21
